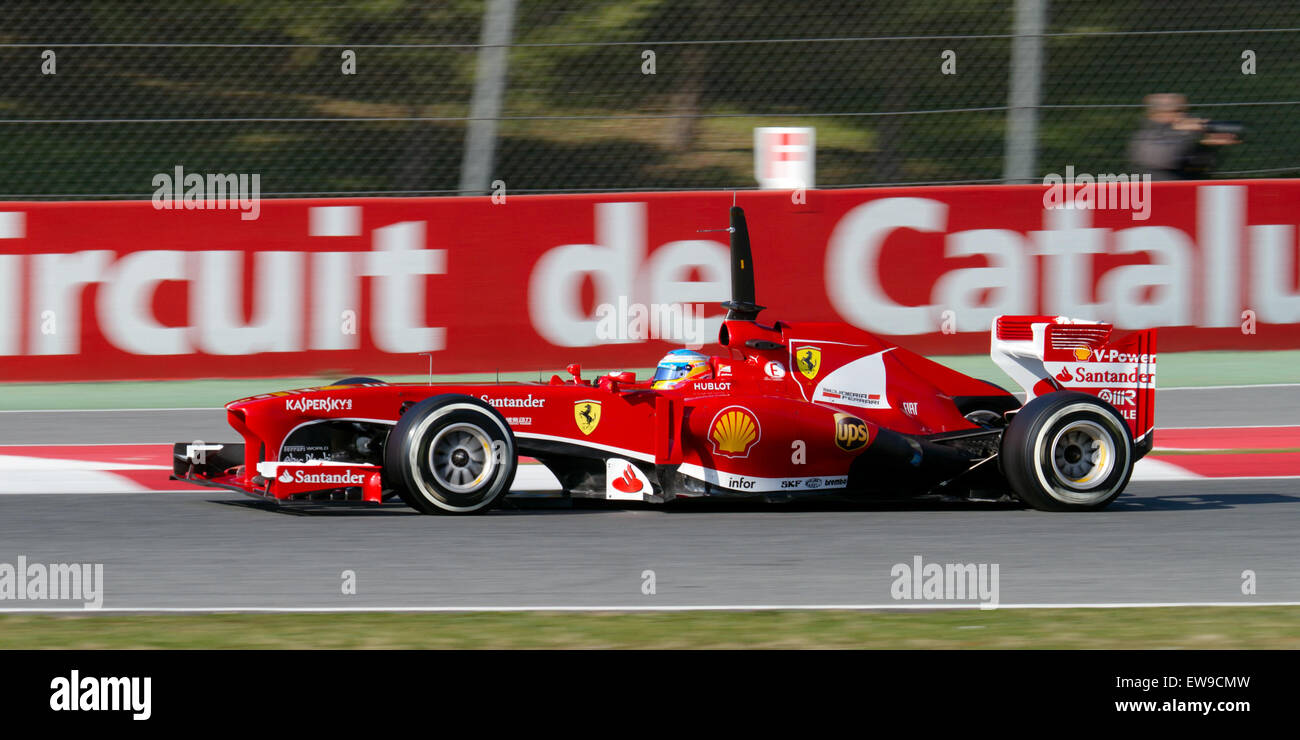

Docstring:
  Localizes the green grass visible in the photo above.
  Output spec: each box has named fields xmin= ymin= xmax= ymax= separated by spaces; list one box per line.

xmin=1 ymin=607 xmax=1297 ymax=649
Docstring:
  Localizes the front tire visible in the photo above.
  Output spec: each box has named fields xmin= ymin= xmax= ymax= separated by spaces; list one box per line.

xmin=1000 ymin=391 xmax=1133 ymax=512
xmin=384 ymin=395 xmax=517 ymax=514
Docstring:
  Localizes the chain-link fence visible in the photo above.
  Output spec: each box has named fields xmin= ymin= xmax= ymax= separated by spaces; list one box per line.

xmin=0 ymin=0 xmax=1296 ymax=199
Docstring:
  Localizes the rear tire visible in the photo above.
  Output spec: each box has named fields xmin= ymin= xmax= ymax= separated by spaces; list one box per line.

xmin=383 ymin=395 xmax=517 ymax=515
xmin=1000 ymin=391 xmax=1133 ymax=512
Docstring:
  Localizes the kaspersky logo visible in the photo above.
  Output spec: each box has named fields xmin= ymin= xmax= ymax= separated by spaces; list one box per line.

xmin=709 ymin=406 xmax=761 ymax=458
xmin=286 ymin=397 xmax=353 ymax=413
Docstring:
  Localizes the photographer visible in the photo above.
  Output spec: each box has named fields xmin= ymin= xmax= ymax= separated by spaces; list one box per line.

xmin=1129 ymin=93 xmax=1241 ymax=180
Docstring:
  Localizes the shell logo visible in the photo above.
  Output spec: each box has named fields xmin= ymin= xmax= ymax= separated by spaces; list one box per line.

xmin=1073 ymin=347 xmax=1092 ymax=361
xmin=709 ymin=406 xmax=761 ymax=458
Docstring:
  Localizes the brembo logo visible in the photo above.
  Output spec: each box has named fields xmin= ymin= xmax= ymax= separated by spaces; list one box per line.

xmin=286 ymin=397 xmax=353 ymax=412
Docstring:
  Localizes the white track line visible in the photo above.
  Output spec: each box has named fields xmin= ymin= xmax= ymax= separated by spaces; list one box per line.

xmin=0 ymin=602 xmax=1298 ymax=614
xmin=0 ymin=407 xmax=224 ymax=413
xmin=1159 ymin=423 xmax=1300 ymax=430
xmin=0 ymin=442 xmax=179 ymax=447
xmin=1129 ymin=458 xmax=1200 ymax=481
xmin=1161 ymin=383 xmax=1300 ymax=390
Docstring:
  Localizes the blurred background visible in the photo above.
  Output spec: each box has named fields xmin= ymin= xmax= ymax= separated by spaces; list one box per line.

xmin=0 ymin=0 xmax=1297 ymax=200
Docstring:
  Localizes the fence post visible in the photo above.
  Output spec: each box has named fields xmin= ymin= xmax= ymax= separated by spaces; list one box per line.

xmin=1004 ymin=0 xmax=1046 ymax=184
xmin=459 ymin=0 xmax=518 ymax=196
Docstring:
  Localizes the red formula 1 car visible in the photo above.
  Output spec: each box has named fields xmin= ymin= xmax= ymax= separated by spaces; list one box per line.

xmin=173 ymin=207 xmax=1156 ymax=513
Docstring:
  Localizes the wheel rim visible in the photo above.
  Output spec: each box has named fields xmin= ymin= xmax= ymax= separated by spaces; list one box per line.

xmin=1049 ymin=419 xmax=1114 ymax=491
xmin=427 ymin=423 xmax=495 ymax=494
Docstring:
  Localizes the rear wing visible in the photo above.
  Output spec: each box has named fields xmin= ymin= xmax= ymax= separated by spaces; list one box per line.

xmin=991 ymin=315 xmax=1156 ymax=451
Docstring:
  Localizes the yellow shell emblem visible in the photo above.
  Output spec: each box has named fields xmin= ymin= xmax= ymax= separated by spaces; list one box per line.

xmin=709 ymin=406 xmax=761 ymax=458
xmin=1073 ymin=347 xmax=1092 ymax=361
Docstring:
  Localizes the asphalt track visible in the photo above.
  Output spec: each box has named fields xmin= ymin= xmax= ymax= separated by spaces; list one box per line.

xmin=0 ymin=386 xmax=1297 ymax=610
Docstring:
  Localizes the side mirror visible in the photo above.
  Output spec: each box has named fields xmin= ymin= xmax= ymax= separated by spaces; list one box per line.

xmin=566 ymin=363 xmax=583 ymax=383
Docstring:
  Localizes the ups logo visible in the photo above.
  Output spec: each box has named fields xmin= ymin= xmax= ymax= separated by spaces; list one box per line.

xmin=834 ymin=413 xmax=870 ymax=452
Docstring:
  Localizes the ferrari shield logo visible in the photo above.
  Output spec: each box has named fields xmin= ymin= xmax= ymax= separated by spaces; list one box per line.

xmin=795 ymin=346 xmax=821 ymax=380
xmin=574 ymin=400 xmax=601 ymax=435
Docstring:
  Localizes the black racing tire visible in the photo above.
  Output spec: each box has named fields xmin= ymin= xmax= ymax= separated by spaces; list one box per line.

xmin=1000 ymin=391 xmax=1134 ymax=512
xmin=383 ymin=394 xmax=517 ymax=515
xmin=332 ymin=376 xmax=386 ymax=385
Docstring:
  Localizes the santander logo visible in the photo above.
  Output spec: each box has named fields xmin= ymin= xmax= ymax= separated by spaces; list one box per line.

xmin=275 ymin=467 xmax=367 ymax=487
xmin=611 ymin=465 xmax=644 ymax=494
xmin=605 ymin=458 xmax=651 ymax=500
xmin=1055 ymin=367 xmax=1074 ymax=383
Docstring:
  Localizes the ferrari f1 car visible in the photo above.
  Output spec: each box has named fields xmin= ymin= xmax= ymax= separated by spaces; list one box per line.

xmin=173 ymin=206 xmax=1156 ymax=513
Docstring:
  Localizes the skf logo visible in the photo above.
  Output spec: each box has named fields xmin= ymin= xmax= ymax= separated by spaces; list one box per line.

xmin=795 ymin=346 xmax=821 ymax=380
xmin=574 ymin=400 xmax=601 ymax=435
xmin=1073 ymin=347 xmax=1092 ymax=361
xmin=709 ymin=406 xmax=761 ymax=458
xmin=834 ymin=413 xmax=870 ymax=452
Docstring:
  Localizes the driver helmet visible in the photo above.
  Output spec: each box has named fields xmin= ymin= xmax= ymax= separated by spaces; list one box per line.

xmin=652 ymin=349 xmax=712 ymax=390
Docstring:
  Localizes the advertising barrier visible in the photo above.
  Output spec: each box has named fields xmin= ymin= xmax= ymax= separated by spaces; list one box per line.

xmin=0 ymin=181 xmax=1297 ymax=381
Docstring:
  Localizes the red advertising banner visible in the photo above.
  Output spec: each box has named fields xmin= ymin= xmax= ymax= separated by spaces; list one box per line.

xmin=0 ymin=181 xmax=1297 ymax=381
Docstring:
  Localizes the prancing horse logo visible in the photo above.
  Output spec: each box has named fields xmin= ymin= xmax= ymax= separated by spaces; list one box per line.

xmin=574 ymin=400 xmax=602 ymax=435
xmin=796 ymin=346 xmax=821 ymax=380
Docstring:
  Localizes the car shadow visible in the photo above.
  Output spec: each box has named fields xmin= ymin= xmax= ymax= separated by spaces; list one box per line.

xmin=208 ymin=488 xmax=1299 ymax=516
xmin=1110 ymin=492 xmax=1300 ymax=511
xmin=206 ymin=495 xmax=614 ymax=517
xmin=209 ymin=495 xmax=1030 ymax=516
